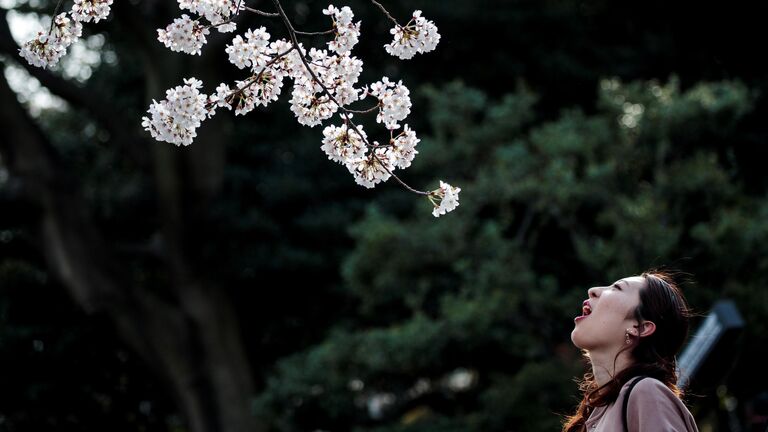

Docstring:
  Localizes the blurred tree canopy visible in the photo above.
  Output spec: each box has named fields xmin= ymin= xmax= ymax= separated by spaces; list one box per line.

xmin=1 ymin=0 xmax=768 ymax=431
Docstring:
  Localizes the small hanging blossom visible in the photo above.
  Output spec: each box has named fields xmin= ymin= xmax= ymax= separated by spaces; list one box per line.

xmin=70 ymin=0 xmax=113 ymax=23
xmin=322 ymin=5 xmax=361 ymax=56
xmin=141 ymin=78 xmax=211 ymax=146
xmin=384 ymin=10 xmax=440 ymax=60
xmin=157 ymin=15 xmax=211 ymax=55
xmin=18 ymin=13 xmax=82 ymax=68
xmin=225 ymin=27 xmax=272 ymax=70
xmin=368 ymin=77 xmax=411 ymax=130
xmin=347 ymin=148 xmax=394 ymax=188
xmin=389 ymin=124 xmax=419 ymax=169
xmin=321 ymin=123 xmax=367 ymax=164
xmin=430 ymin=181 xmax=461 ymax=217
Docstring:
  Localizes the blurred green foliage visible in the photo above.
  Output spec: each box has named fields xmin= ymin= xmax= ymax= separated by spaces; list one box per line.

xmin=252 ymin=77 xmax=763 ymax=430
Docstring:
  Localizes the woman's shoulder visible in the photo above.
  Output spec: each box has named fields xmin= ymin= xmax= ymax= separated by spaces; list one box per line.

xmin=624 ymin=376 xmax=678 ymax=398
xmin=622 ymin=377 xmax=684 ymax=409
xmin=622 ymin=377 xmax=699 ymax=431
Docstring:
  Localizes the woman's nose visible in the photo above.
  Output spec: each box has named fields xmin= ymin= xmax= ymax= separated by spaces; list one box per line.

xmin=588 ymin=286 xmax=600 ymax=298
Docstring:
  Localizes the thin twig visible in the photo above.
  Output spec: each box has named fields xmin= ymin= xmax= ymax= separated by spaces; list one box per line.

xmin=294 ymin=28 xmax=336 ymax=36
xmin=345 ymin=104 xmax=379 ymax=114
xmin=271 ymin=0 xmax=428 ymax=196
xmin=369 ymin=0 xmax=398 ymax=27
xmin=243 ymin=6 xmax=279 ymax=17
xmin=47 ymin=0 xmax=66 ymax=33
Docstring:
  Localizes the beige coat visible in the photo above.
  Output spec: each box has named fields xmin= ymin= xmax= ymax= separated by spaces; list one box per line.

xmin=585 ymin=378 xmax=699 ymax=432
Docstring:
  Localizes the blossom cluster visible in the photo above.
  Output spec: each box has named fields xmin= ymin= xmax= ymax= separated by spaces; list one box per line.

xmin=19 ymin=0 xmax=457 ymax=215
xmin=157 ymin=14 xmax=211 ymax=55
xmin=177 ymin=0 xmax=241 ymax=32
xmin=19 ymin=0 xmax=112 ymax=69
xmin=320 ymin=123 xmax=420 ymax=188
xmin=157 ymin=0 xmax=241 ymax=56
xmin=11 ymin=0 xmax=451 ymax=215
xmin=141 ymin=78 xmax=213 ymax=146
xmin=217 ymin=15 xmax=366 ymax=125
xmin=142 ymin=3 xmax=457 ymax=215
xmin=384 ymin=10 xmax=440 ymax=60
xmin=322 ymin=5 xmax=361 ymax=56
xmin=367 ymin=77 xmax=411 ymax=130
xmin=19 ymin=14 xmax=82 ymax=68
xmin=430 ymin=181 xmax=461 ymax=217
xmin=70 ymin=0 xmax=113 ymax=23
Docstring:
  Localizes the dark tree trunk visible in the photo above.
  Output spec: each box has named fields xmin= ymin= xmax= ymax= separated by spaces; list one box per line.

xmin=0 ymin=51 xmax=264 ymax=432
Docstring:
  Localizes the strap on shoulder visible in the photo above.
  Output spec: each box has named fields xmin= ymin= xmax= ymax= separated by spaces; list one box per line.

xmin=622 ymin=376 xmax=649 ymax=432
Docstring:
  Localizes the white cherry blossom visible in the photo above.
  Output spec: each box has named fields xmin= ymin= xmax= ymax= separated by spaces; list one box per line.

xmin=10 ymin=0 xmax=459 ymax=216
xmin=430 ymin=181 xmax=461 ymax=217
xmin=70 ymin=0 xmax=113 ymax=23
xmin=157 ymin=15 xmax=210 ymax=56
xmin=389 ymin=124 xmax=419 ymax=169
xmin=289 ymin=78 xmax=338 ymax=127
xmin=346 ymin=148 xmax=394 ymax=188
xmin=208 ymin=83 xmax=234 ymax=110
xmin=384 ymin=10 xmax=440 ymax=60
xmin=269 ymin=39 xmax=303 ymax=77
xmin=18 ymin=13 xmax=82 ymax=68
xmin=177 ymin=0 xmax=242 ymax=32
xmin=225 ymin=27 xmax=272 ymax=70
xmin=141 ymin=78 xmax=211 ymax=146
xmin=368 ymin=77 xmax=411 ymax=130
xmin=322 ymin=5 xmax=361 ymax=56
xmin=232 ymin=71 xmax=285 ymax=115
xmin=321 ymin=123 xmax=367 ymax=164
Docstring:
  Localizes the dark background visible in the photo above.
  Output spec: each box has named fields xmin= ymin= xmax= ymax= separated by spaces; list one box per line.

xmin=1 ymin=0 xmax=767 ymax=431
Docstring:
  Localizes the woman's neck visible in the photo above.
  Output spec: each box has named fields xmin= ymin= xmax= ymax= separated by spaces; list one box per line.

xmin=588 ymin=348 xmax=634 ymax=387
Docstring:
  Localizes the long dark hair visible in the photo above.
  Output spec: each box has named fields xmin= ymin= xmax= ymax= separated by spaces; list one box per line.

xmin=562 ymin=270 xmax=693 ymax=432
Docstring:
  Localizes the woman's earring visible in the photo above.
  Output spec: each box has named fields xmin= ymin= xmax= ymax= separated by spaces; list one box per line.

xmin=625 ymin=329 xmax=632 ymax=345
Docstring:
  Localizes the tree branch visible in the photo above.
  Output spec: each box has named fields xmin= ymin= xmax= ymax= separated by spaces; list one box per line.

xmin=270 ymin=0 xmax=429 ymax=196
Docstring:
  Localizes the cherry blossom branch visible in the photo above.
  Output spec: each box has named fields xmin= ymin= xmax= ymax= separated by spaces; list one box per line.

xmin=270 ymin=0 xmax=428 ymax=196
xmin=371 ymin=152 xmax=429 ymax=195
xmin=138 ymin=0 xmax=458 ymax=214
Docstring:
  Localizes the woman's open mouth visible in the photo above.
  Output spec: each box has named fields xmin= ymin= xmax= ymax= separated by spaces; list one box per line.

xmin=574 ymin=301 xmax=592 ymax=322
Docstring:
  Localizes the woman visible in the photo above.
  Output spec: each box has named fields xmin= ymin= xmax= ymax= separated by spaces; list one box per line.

xmin=563 ymin=271 xmax=699 ymax=432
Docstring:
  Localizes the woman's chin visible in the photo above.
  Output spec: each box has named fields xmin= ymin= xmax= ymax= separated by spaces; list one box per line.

xmin=570 ymin=330 xmax=583 ymax=349
xmin=570 ymin=329 xmax=593 ymax=350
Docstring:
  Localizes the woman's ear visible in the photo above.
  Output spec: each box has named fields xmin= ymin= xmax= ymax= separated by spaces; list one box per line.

xmin=638 ymin=321 xmax=656 ymax=338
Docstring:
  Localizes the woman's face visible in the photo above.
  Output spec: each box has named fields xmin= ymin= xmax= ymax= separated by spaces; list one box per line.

xmin=570 ymin=276 xmax=646 ymax=351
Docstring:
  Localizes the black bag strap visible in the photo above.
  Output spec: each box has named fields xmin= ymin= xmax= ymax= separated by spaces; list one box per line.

xmin=622 ymin=376 xmax=649 ymax=432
